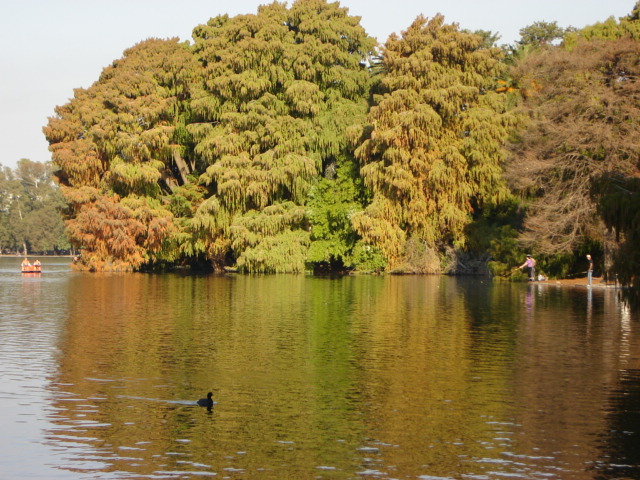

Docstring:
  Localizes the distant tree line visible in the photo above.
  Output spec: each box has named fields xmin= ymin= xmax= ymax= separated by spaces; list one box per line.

xmin=40 ymin=0 xmax=639 ymax=294
xmin=0 ymin=159 xmax=70 ymax=255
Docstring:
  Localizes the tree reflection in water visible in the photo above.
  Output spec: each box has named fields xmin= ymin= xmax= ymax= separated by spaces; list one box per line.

xmin=1 ymin=261 xmax=638 ymax=479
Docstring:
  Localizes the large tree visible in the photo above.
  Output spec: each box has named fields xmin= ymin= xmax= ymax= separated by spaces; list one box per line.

xmin=517 ymin=21 xmax=574 ymax=47
xmin=350 ymin=14 xmax=513 ymax=271
xmin=44 ymin=1 xmax=376 ymax=272
xmin=188 ymin=0 xmax=376 ymax=272
xmin=506 ymin=35 xmax=640 ymax=256
xmin=44 ymin=38 xmax=200 ymax=270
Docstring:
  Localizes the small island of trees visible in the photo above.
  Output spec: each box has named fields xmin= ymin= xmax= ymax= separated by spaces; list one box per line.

xmin=2 ymin=0 xmax=639 ymax=297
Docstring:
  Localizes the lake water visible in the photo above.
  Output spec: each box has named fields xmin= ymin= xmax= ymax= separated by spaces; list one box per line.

xmin=0 ymin=257 xmax=638 ymax=480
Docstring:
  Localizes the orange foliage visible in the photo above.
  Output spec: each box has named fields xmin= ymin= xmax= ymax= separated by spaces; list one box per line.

xmin=66 ymin=192 xmax=174 ymax=271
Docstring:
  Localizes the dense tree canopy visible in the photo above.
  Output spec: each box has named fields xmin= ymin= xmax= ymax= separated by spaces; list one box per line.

xmin=186 ymin=0 xmax=376 ymax=272
xmin=350 ymin=15 xmax=513 ymax=270
xmin=41 ymin=0 xmax=640 ymax=288
xmin=45 ymin=0 xmax=376 ymax=272
xmin=44 ymin=38 xmax=198 ymax=270
xmin=507 ymin=29 xmax=640 ymax=256
xmin=0 ymin=159 xmax=68 ymax=254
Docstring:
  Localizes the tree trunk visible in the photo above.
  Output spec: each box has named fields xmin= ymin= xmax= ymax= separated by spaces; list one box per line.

xmin=173 ymin=149 xmax=190 ymax=185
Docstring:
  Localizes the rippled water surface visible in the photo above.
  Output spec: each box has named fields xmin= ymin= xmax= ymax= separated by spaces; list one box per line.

xmin=1 ymin=257 xmax=639 ymax=479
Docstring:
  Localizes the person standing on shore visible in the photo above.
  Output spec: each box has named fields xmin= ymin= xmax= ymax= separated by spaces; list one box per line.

xmin=586 ymin=254 xmax=594 ymax=287
xmin=519 ymin=254 xmax=536 ymax=281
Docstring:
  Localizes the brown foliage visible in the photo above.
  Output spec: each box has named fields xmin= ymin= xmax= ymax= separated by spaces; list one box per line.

xmin=507 ymin=37 xmax=640 ymax=254
xmin=65 ymin=188 xmax=175 ymax=271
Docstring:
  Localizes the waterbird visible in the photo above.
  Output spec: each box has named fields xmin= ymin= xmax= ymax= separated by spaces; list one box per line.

xmin=197 ymin=392 xmax=215 ymax=408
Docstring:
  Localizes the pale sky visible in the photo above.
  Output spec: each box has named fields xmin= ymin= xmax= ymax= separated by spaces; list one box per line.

xmin=0 ymin=0 xmax=635 ymax=170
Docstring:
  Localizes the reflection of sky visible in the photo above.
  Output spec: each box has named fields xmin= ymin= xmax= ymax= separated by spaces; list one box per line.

xmin=0 ymin=258 xmax=74 ymax=478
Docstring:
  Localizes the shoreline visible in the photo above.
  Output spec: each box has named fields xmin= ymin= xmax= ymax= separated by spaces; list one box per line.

xmin=535 ymin=277 xmax=619 ymax=289
xmin=0 ymin=254 xmax=75 ymax=257
xmin=0 ymin=255 xmax=623 ymax=288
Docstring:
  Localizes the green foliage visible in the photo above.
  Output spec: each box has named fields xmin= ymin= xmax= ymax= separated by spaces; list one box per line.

xmin=187 ymin=0 xmax=376 ymax=272
xmin=0 ymin=160 xmax=69 ymax=254
xmin=166 ymin=183 xmax=204 ymax=218
xmin=631 ymin=1 xmax=640 ymax=21
xmin=564 ymin=4 xmax=640 ymax=46
xmin=352 ymin=14 xmax=514 ymax=270
xmin=306 ymin=156 xmax=368 ymax=270
xmin=41 ymin=1 xmax=638 ymax=277
xmin=463 ymin=199 xmax=525 ymax=277
xmin=538 ymin=252 xmax=582 ymax=279
xmin=230 ymin=202 xmax=310 ymax=273
xmin=46 ymin=38 xmax=199 ymax=192
xmin=20 ymin=205 xmax=68 ymax=253
xmin=517 ymin=21 xmax=575 ymax=46
xmin=486 ymin=225 xmax=521 ymax=277
xmin=349 ymin=242 xmax=387 ymax=273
